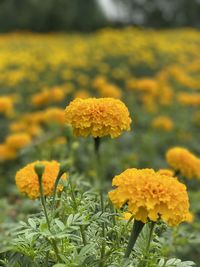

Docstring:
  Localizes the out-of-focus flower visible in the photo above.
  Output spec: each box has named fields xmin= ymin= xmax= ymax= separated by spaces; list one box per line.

xmin=5 ymin=133 xmax=32 ymax=150
xmin=0 ymin=144 xmax=16 ymax=161
xmin=0 ymin=96 xmax=14 ymax=117
xmin=43 ymin=108 xmax=65 ymax=125
xmin=177 ymin=93 xmax=200 ymax=107
xmin=166 ymin=147 xmax=200 ymax=179
xmin=151 ymin=116 xmax=174 ymax=131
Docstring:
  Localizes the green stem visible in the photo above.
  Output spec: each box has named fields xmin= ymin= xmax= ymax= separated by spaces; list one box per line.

xmin=52 ymin=175 xmax=62 ymax=209
xmin=69 ymin=178 xmax=87 ymax=246
xmin=98 ymin=221 xmax=106 ymax=267
xmin=37 ymin=173 xmax=62 ymax=262
xmin=124 ymin=220 xmax=145 ymax=258
xmin=38 ymin=178 xmax=51 ymax=230
xmin=146 ymin=221 xmax=155 ymax=256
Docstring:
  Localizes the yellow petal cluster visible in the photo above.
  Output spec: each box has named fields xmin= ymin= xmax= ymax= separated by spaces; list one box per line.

xmin=5 ymin=133 xmax=32 ymax=150
xmin=65 ymin=98 xmax=131 ymax=138
xmin=43 ymin=108 xmax=65 ymax=125
xmin=151 ymin=116 xmax=174 ymax=131
xmin=0 ymin=96 xmax=14 ymax=117
xmin=31 ymin=87 xmax=65 ymax=107
xmin=0 ymin=144 xmax=16 ymax=161
xmin=15 ymin=160 xmax=66 ymax=199
xmin=166 ymin=147 xmax=200 ymax=179
xmin=109 ymin=168 xmax=192 ymax=226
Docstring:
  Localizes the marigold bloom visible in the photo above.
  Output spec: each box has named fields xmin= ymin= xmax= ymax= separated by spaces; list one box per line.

xmin=0 ymin=96 xmax=14 ymax=117
xmin=109 ymin=168 xmax=192 ymax=226
xmin=166 ymin=147 xmax=200 ymax=179
xmin=5 ymin=133 xmax=32 ymax=150
xmin=157 ymin=169 xmax=174 ymax=177
xmin=15 ymin=160 xmax=66 ymax=199
xmin=43 ymin=108 xmax=65 ymax=125
xmin=0 ymin=144 xmax=16 ymax=161
xmin=65 ymin=98 xmax=131 ymax=138
xmin=152 ymin=116 xmax=174 ymax=132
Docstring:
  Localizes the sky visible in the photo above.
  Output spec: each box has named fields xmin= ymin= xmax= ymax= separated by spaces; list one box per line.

xmin=97 ymin=0 xmax=125 ymax=21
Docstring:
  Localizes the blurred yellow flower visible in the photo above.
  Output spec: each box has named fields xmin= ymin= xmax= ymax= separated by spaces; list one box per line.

xmin=152 ymin=116 xmax=174 ymax=131
xmin=5 ymin=133 xmax=32 ymax=150
xmin=166 ymin=147 xmax=200 ymax=179
xmin=43 ymin=108 xmax=65 ymax=125
xmin=0 ymin=144 xmax=16 ymax=161
xmin=0 ymin=96 xmax=14 ymax=117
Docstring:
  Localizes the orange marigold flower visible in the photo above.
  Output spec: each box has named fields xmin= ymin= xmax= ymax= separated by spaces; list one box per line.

xmin=0 ymin=96 xmax=14 ymax=117
xmin=157 ymin=169 xmax=175 ymax=177
xmin=109 ymin=168 xmax=192 ymax=226
xmin=166 ymin=147 xmax=200 ymax=179
xmin=0 ymin=144 xmax=16 ymax=161
xmin=65 ymin=98 xmax=131 ymax=138
xmin=5 ymin=133 xmax=32 ymax=150
xmin=43 ymin=108 xmax=65 ymax=125
xmin=151 ymin=116 xmax=174 ymax=131
xmin=15 ymin=160 xmax=67 ymax=199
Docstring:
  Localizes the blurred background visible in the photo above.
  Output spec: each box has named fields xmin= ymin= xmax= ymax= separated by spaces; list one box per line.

xmin=0 ymin=0 xmax=200 ymax=32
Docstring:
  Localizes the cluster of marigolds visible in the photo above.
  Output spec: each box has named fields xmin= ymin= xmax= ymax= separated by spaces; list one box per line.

xmin=15 ymin=97 xmax=199 ymax=230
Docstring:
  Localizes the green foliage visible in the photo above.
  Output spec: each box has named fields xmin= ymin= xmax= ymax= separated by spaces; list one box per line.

xmin=0 ymin=174 xmax=196 ymax=266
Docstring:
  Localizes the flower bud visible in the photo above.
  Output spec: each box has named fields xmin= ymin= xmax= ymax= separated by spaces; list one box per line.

xmin=34 ymin=163 xmax=45 ymax=179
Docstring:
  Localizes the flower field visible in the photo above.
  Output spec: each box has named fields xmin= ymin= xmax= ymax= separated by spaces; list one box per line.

xmin=0 ymin=28 xmax=200 ymax=266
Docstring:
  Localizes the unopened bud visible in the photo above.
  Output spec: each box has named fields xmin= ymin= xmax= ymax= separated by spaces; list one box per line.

xmin=34 ymin=163 xmax=45 ymax=179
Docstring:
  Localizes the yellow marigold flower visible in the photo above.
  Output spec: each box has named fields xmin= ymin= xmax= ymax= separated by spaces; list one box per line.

xmin=177 ymin=93 xmax=200 ymax=107
xmin=0 ymin=144 xmax=16 ymax=161
xmin=15 ymin=160 xmax=67 ymax=199
xmin=109 ymin=168 xmax=191 ymax=226
xmin=134 ymin=78 xmax=158 ymax=95
xmin=43 ymin=108 xmax=65 ymax=125
xmin=0 ymin=96 xmax=14 ymax=117
xmin=151 ymin=116 xmax=174 ymax=131
xmin=50 ymin=87 xmax=65 ymax=102
xmin=31 ymin=90 xmax=49 ymax=107
xmin=5 ymin=133 xmax=32 ymax=150
xmin=157 ymin=169 xmax=174 ymax=177
xmin=166 ymin=147 xmax=200 ymax=179
xmin=74 ymin=90 xmax=91 ymax=99
xmin=97 ymin=84 xmax=122 ymax=99
xmin=9 ymin=122 xmax=42 ymax=137
xmin=65 ymin=98 xmax=131 ymax=138
xmin=122 ymin=212 xmax=134 ymax=221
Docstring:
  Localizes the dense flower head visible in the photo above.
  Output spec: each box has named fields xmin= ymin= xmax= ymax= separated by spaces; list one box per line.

xmin=109 ymin=168 xmax=192 ymax=226
xmin=15 ymin=160 xmax=66 ymax=199
xmin=166 ymin=147 xmax=200 ymax=179
xmin=65 ymin=98 xmax=132 ymax=138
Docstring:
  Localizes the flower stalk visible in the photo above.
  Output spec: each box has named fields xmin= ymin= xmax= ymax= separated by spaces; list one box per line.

xmin=34 ymin=163 xmax=62 ymax=262
xmin=124 ymin=220 xmax=145 ymax=258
